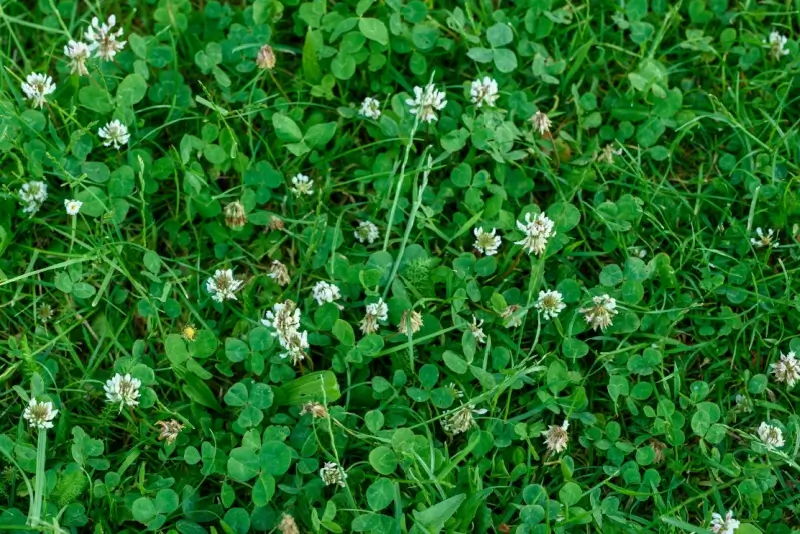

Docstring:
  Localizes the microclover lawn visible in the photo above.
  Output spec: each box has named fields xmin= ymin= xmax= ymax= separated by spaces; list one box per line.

xmin=0 ymin=1 xmax=799 ymax=533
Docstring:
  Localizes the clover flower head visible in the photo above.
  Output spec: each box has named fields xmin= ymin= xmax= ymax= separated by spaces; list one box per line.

xmin=710 ymin=510 xmax=740 ymax=534
xmin=312 ymin=281 xmax=341 ymax=306
xmin=205 ymin=269 xmax=243 ymax=302
xmin=536 ymin=289 xmax=566 ymax=320
xmin=398 ymin=309 xmax=423 ymax=335
xmin=84 ymin=15 xmax=126 ymax=61
xmin=320 ymin=462 xmax=347 ymax=487
xmin=268 ymin=260 xmax=291 ymax=286
xmin=19 ymin=181 xmax=48 ymax=214
xmin=470 ymin=76 xmax=499 ymax=108
xmin=65 ymin=199 xmax=83 ymax=215
xmin=360 ymin=298 xmax=389 ymax=334
xmin=442 ymin=404 xmax=487 ymax=435
xmin=262 ymin=300 xmax=309 ymax=365
xmin=98 ymin=120 xmax=130 ymax=150
xmin=359 ymin=97 xmax=382 ymax=119
xmin=300 ymin=402 xmax=328 ymax=418
xmin=64 ymin=40 xmax=91 ymax=75
xmin=580 ymin=294 xmax=618 ymax=331
xmin=596 ymin=144 xmax=622 ymax=164
xmin=473 ymin=227 xmax=502 ymax=256
xmin=22 ymin=399 xmax=59 ymax=430
xmin=224 ymin=201 xmax=247 ymax=230
xmin=514 ymin=212 xmax=556 ymax=256
xmin=771 ymin=350 xmax=800 ymax=388
xmin=750 ymin=227 xmax=778 ymax=248
xmin=278 ymin=513 xmax=300 ymax=534
xmin=104 ymin=373 xmax=142 ymax=410
xmin=764 ymin=31 xmax=789 ymax=60
xmin=406 ymin=83 xmax=447 ymax=123
xmin=355 ymin=221 xmax=380 ymax=244
xmin=757 ymin=421 xmax=784 ymax=449
xmin=291 ymin=173 xmax=314 ymax=196
xmin=21 ymin=73 xmax=56 ymax=108
xmin=256 ymin=44 xmax=276 ymax=69
xmin=469 ymin=315 xmax=486 ymax=344
xmin=156 ymin=419 xmax=185 ymax=444
xmin=531 ymin=111 xmax=552 ymax=135
xmin=543 ymin=419 xmax=569 ymax=453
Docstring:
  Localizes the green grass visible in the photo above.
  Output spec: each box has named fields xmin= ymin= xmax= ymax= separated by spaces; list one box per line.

xmin=1 ymin=0 xmax=799 ymax=533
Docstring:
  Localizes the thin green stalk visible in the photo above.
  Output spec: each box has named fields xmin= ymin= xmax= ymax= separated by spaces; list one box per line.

xmin=382 ymin=151 xmax=432 ymax=304
xmin=321 ymin=376 xmax=357 ymax=512
xmin=383 ymin=72 xmax=437 ymax=251
xmin=382 ymin=118 xmax=420 ymax=251
xmin=28 ymin=430 xmax=47 ymax=527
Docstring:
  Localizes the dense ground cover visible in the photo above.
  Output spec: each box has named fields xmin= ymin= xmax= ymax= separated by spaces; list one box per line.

xmin=1 ymin=0 xmax=799 ymax=533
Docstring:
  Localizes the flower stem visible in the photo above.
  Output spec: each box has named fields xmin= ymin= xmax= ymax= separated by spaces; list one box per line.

xmin=28 ymin=430 xmax=47 ymax=527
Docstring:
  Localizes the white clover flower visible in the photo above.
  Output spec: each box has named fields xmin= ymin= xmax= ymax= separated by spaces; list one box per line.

xmin=629 ymin=246 xmax=647 ymax=259
xmin=205 ymin=269 xmax=243 ymax=302
xmin=312 ymin=281 xmax=341 ymax=306
xmin=531 ymin=110 xmax=552 ymax=135
xmin=473 ymin=227 xmax=502 ymax=256
xmin=64 ymin=40 xmax=91 ymax=76
xmin=156 ymin=419 xmax=185 ymax=444
xmin=267 ymin=260 xmax=290 ymax=286
xmin=37 ymin=304 xmax=55 ymax=323
xmin=367 ymin=300 xmax=389 ymax=322
xmin=750 ymin=227 xmax=778 ymax=248
xmin=320 ymin=462 xmax=347 ymax=487
xmin=262 ymin=300 xmax=309 ymax=365
xmin=514 ymin=212 xmax=556 ymax=256
xmin=757 ymin=422 xmax=784 ymax=449
xmin=469 ymin=315 xmax=486 ymax=344
xmin=291 ymin=173 xmax=314 ymax=196
xmin=442 ymin=404 xmax=487 ymax=435
xmin=710 ymin=510 xmax=740 ymax=534
xmin=535 ymin=289 xmax=566 ymax=320
xmin=500 ymin=304 xmax=526 ymax=328
xmin=269 ymin=215 xmax=285 ymax=231
xmin=355 ymin=221 xmax=380 ymax=244
xmin=359 ymin=97 xmax=382 ymax=119
xmin=98 ymin=120 xmax=130 ymax=150
xmin=406 ymin=83 xmax=447 ymax=123
xmin=262 ymin=300 xmax=301 ymax=334
xmin=21 ymin=73 xmax=56 ymax=109
xmin=398 ymin=309 xmax=423 ymax=335
xmin=596 ymin=144 xmax=622 ymax=164
xmin=764 ymin=31 xmax=789 ymax=60
xmin=279 ymin=514 xmax=300 ymax=534
xmin=360 ymin=298 xmax=388 ymax=334
xmin=447 ymin=382 xmax=464 ymax=398
xmin=84 ymin=15 xmax=126 ymax=61
xmin=300 ymin=401 xmax=328 ymax=418
xmin=580 ymin=294 xmax=618 ymax=332
xmin=470 ymin=76 xmax=499 ymax=108
xmin=65 ymin=199 xmax=83 ymax=215
xmin=19 ymin=180 xmax=48 ymax=214
xmin=734 ymin=394 xmax=753 ymax=414
xmin=104 ymin=373 xmax=141 ymax=410
xmin=22 ymin=399 xmax=59 ymax=430
xmin=256 ymin=44 xmax=276 ymax=70
xmin=543 ymin=419 xmax=569 ymax=453
xmin=771 ymin=351 xmax=800 ymax=388
xmin=224 ymin=201 xmax=247 ymax=229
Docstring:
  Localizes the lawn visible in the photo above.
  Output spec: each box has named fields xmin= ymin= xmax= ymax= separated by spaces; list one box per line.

xmin=0 ymin=0 xmax=799 ymax=533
